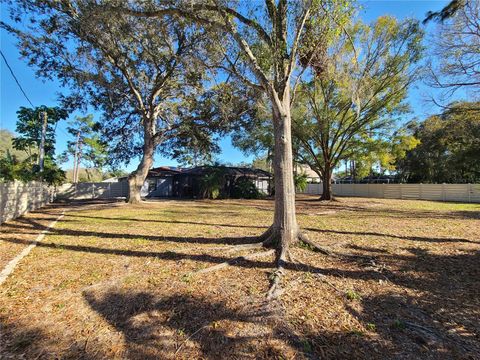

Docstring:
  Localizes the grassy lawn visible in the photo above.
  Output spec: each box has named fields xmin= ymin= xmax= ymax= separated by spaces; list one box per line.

xmin=0 ymin=196 xmax=479 ymax=359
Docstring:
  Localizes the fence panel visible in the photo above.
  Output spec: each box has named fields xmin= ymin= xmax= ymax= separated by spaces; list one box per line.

xmin=301 ymin=183 xmax=480 ymax=203
xmin=470 ymin=184 xmax=480 ymax=202
xmin=304 ymin=183 xmax=322 ymax=195
xmin=0 ymin=181 xmax=55 ymax=223
xmin=383 ymin=184 xmax=400 ymax=199
xmin=55 ymin=182 xmax=129 ymax=200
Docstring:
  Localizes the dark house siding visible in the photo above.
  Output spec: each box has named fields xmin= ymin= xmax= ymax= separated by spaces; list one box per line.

xmin=123 ymin=166 xmax=272 ymax=198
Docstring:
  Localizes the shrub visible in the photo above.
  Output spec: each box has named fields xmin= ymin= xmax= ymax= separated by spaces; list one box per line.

xmin=294 ymin=172 xmax=308 ymax=192
xmin=231 ymin=176 xmax=263 ymax=199
xmin=199 ymin=168 xmax=225 ymax=199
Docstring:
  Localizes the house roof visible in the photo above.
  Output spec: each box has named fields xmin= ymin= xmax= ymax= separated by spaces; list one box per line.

xmin=149 ymin=166 xmax=182 ymax=176
xmin=145 ymin=165 xmax=271 ymax=178
xmin=180 ymin=166 xmax=271 ymax=178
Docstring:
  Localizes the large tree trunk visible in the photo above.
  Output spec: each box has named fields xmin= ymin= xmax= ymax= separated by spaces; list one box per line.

xmin=127 ymin=136 xmax=154 ymax=204
xmin=320 ymin=164 xmax=334 ymax=201
xmin=266 ymin=98 xmax=299 ymax=259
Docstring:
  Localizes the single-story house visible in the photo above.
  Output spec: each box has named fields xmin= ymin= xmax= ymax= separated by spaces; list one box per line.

xmin=121 ymin=166 xmax=272 ymax=198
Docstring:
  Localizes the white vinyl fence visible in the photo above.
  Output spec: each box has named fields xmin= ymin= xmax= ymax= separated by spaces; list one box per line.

xmin=0 ymin=181 xmax=55 ymax=223
xmin=302 ymin=183 xmax=480 ymax=203
xmin=56 ymin=182 xmax=129 ymax=200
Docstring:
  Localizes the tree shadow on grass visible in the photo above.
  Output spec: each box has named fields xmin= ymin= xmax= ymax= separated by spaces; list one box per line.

xmin=339 ymin=248 xmax=480 ymax=358
xmin=0 ymin=315 xmax=104 ymax=360
xmin=82 ymin=282 xmax=480 ymax=359
xmin=3 ymin=215 xmax=476 ymax=247
xmin=304 ymin=227 xmax=478 ymax=244
xmin=57 ymin=213 xmax=269 ymax=229
xmin=82 ymin=289 xmax=398 ymax=359
xmin=1 ymin=237 xmax=479 ymax=358
xmin=2 ymin=217 xmax=266 ymax=246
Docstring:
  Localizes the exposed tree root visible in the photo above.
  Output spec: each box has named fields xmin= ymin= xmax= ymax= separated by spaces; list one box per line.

xmin=257 ymin=225 xmax=275 ymax=246
xmin=266 ymin=261 xmax=286 ymax=300
xmin=319 ymin=195 xmax=340 ymax=202
xmin=224 ymin=241 xmax=266 ymax=253
xmin=298 ymin=232 xmax=334 ymax=256
xmin=204 ymin=242 xmax=265 ymax=253
xmin=195 ymin=249 xmax=275 ymax=274
xmin=197 ymin=226 xmax=338 ymax=301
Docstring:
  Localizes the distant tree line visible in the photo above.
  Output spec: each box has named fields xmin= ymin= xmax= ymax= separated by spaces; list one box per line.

xmin=397 ymin=102 xmax=480 ymax=183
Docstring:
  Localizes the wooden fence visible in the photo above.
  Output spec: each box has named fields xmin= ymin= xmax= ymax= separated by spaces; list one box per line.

xmin=55 ymin=182 xmax=129 ymax=200
xmin=301 ymin=183 xmax=480 ymax=203
xmin=0 ymin=181 xmax=55 ymax=223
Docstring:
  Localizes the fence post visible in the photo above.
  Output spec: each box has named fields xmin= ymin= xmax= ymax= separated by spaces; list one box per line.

xmin=399 ymin=183 xmax=403 ymax=199
xmin=442 ymin=183 xmax=446 ymax=202
xmin=419 ymin=183 xmax=423 ymax=200
xmin=468 ymin=183 xmax=471 ymax=203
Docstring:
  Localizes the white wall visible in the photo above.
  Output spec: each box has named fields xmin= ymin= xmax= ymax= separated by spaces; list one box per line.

xmin=301 ymin=183 xmax=480 ymax=203
xmin=0 ymin=181 xmax=55 ymax=223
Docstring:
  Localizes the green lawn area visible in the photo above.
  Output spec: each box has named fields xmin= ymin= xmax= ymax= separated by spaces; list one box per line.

xmin=1 ymin=196 xmax=479 ymax=359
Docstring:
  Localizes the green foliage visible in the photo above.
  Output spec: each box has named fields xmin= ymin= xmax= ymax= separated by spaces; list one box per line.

xmin=299 ymin=0 xmax=354 ymax=76
xmin=231 ymin=177 xmax=263 ymax=199
xmin=0 ymin=129 xmax=28 ymax=161
xmin=251 ymin=156 xmax=272 ymax=172
xmin=60 ymin=115 xmax=108 ymax=175
xmin=294 ymin=172 xmax=309 ymax=192
xmin=40 ymin=158 xmax=66 ymax=185
xmin=3 ymin=2 xmax=223 ymax=169
xmin=0 ymin=107 xmax=67 ymax=185
xmin=294 ymin=16 xmax=423 ymax=185
xmin=0 ymin=152 xmax=65 ymax=185
xmin=199 ymin=167 xmax=226 ymax=199
xmin=345 ymin=289 xmax=362 ymax=301
xmin=397 ymin=102 xmax=480 ymax=183
xmin=341 ymin=131 xmax=419 ymax=179
xmin=231 ymin=94 xmax=273 ymax=157
xmin=165 ymin=83 xmax=252 ymax=166
xmin=13 ymin=106 xmax=67 ymax=159
xmin=0 ymin=152 xmax=24 ymax=182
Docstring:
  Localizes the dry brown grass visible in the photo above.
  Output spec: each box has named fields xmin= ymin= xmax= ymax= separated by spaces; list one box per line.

xmin=0 ymin=196 xmax=479 ymax=359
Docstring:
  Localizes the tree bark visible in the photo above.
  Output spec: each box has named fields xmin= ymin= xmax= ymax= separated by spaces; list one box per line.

xmin=320 ymin=164 xmax=333 ymax=200
xmin=267 ymin=96 xmax=299 ymax=258
xmin=127 ymin=132 xmax=155 ymax=204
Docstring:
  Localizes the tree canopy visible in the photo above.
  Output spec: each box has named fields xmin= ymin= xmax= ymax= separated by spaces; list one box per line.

xmin=427 ymin=0 xmax=480 ymax=102
xmin=290 ymin=16 xmax=422 ymax=197
xmin=398 ymin=102 xmax=480 ymax=183
xmin=2 ymin=0 xmax=227 ymax=202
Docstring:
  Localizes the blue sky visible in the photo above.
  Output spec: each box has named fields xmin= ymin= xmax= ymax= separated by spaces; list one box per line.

xmin=0 ymin=1 xmax=451 ymax=172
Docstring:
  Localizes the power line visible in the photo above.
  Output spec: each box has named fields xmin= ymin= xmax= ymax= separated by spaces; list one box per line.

xmin=1 ymin=50 xmax=74 ymax=141
xmin=0 ymin=49 xmax=35 ymax=107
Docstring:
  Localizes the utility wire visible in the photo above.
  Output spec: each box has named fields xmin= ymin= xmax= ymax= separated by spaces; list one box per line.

xmin=0 ymin=49 xmax=35 ymax=107
xmin=0 ymin=50 xmax=74 ymax=141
